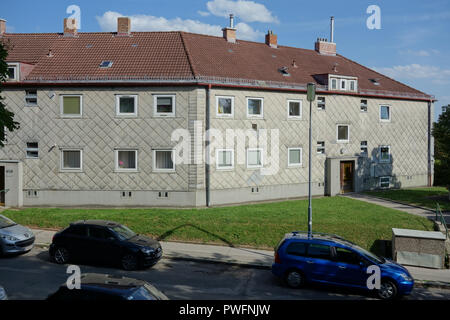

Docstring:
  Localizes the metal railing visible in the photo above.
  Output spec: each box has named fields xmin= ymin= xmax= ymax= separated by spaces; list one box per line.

xmin=436 ymin=203 xmax=449 ymax=239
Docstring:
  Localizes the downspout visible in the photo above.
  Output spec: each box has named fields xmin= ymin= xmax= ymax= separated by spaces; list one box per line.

xmin=205 ymin=84 xmax=212 ymax=207
xmin=427 ymin=99 xmax=433 ymax=187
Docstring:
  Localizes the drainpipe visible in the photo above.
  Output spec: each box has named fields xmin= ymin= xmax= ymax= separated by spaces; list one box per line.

xmin=205 ymin=84 xmax=212 ymax=207
xmin=427 ymin=99 xmax=433 ymax=187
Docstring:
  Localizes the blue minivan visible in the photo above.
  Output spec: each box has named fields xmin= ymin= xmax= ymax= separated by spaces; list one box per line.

xmin=272 ymin=231 xmax=414 ymax=300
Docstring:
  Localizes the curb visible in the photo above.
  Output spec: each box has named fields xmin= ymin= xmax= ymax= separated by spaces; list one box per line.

xmin=414 ymin=280 xmax=450 ymax=290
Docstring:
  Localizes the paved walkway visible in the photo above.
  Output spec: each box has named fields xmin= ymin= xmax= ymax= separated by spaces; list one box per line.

xmin=31 ymin=228 xmax=450 ymax=286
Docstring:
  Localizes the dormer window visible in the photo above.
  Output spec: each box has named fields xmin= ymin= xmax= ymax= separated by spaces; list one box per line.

xmin=6 ymin=63 xmax=19 ymax=81
xmin=279 ymin=66 xmax=290 ymax=76
xmin=328 ymin=75 xmax=357 ymax=92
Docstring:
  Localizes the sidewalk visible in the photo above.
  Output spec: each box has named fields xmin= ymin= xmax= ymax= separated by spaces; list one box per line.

xmin=31 ymin=228 xmax=450 ymax=288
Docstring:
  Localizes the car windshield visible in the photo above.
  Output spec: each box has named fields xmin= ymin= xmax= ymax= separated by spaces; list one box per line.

xmin=0 ymin=215 xmax=16 ymax=229
xmin=353 ymin=244 xmax=385 ymax=264
xmin=109 ymin=225 xmax=136 ymax=240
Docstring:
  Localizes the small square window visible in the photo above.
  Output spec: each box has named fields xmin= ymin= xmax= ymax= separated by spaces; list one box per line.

xmin=288 ymin=148 xmax=302 ymax=167
xmin=380 ymin=105 xmax=391 ymax=121
xmin=317 ymin=141 xmax=325 ymax=154
xmin=247 ymin=98 xmax=263 ymax=117
xmin=287 ymin=100 xmax=302 ymax=118
xmin=25 ymin=90 xmax=38 ymax=106
xmin=116 ymin=95 xmax=137 ymax=116
xmin=116 ymin=150 xmax=137 ymax=171
xmin=379 ymin=146 xmax=390 ymax=163
xmin=337 ymin=125 xmax=349 ymax=143
xmin=216 ymin=96 xmax=234 ymax=117
xmin=317 ymin=97 xmax=326 ymax=110
xmin=360 ymin=99 xmax=368 ymax=112
xmin=61 ymin=149 xmax=82 ymax=171
xmin=360 ymin=141 xmax=368 ymax=155
xmin=216 ymin=149 xmax=234 ymax=169
xmin=154 ymin=150 xmax=175 ymax=171
xmin=154 ymin=95 xmax=175 ymax=117
xmin=61 ymin=95 xmax=82 ymax=117
xmin=26 ymin=142 xmax=39 ymax=158
xmin=380 ymin=176 xmax=390 ymax=188
xmin=247 ymin=148 xmax=263 ymax=168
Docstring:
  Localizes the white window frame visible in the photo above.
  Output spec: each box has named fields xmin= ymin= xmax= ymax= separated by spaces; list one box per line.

xmin=360 ymin=141 xmax=368 ymax=156
xmin=25 ymin=89 xmax=38 ymax=107
xmin=340 ymin=79 xmax=347 ymax=90
xmin=6 ymin=63 xmax=19 ymax=81
xmin=330 ymin=78 xmax=338 ymax=90
xmin=25 ymin=142 xmax=39 ymax=159
xmin=246 ymin=148 xmax=263 ymax=168
xmin=115 ymin=149 xmax=138 ymax=172
xmin=287 ymin=99 xmax=302 ymax=119
xmin=360 ymin=99 xmax=368 ymax=112
xmin=115 ymin=95 xmax=138 ymax=117
xmin=153 ymin=149 xmax=176 ymax=172
xmin=379 ymin=176 xmax=391 ymax=189
xmin=60 ymin=149 xmax=83 ymax=172
xmin=336 ymin=124 xmax=350 ymax=143
xmin=60 ymin=94 xmax=83 ymax=118
xmin=380 ymin=105 xmax=391 ymax=122
xmin=154 ymin=94 xmax=176 ymax=117
xmin=316 ymin=141 xmax=325 ymax=154
xmin=379 ymin=145 xmax=391 ymax=163
xmin=216 ymin=96 xmax=234 ymax=118
xmin=317 ymin=96 xmax=326 ymax=110
xmin=246 ymin=97 xmax=264 ymax=118
xmin=216 ymin=149 xmax=234 ymax=170
xmin=349 ymin=80 xmax=357 ymax=92
xmin=288 ymin=147 xmax=303 ymax=167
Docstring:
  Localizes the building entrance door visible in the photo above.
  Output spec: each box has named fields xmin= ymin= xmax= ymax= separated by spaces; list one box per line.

xmin=340 ymin=161 xmax=354 ymax=193
xmin=0 ymin=166 xmax=5 ymax=205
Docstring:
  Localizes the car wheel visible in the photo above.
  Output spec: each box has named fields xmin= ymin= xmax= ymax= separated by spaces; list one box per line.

xmin=53 ymin=247 xmax=70 ymax=264
xmin=285 ymin=270 xmax=305 ymax=289
xmin=377 ymin=279 xmax=398 ymax=300
xmin=121 ymin=253 xmax=138 ymax=271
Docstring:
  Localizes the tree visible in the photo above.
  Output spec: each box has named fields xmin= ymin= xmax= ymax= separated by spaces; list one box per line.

xmin=0 ymin=41 xmax=20 ymax=147
xmin=432 ymin=107 xmax=450 ymax=187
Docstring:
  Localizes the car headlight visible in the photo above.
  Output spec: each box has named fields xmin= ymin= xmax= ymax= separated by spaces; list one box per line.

xmin=399 ymin=273 xmax=413 ymax=281
xmin=141 ymin=247 xmax=155 ymax=255
xmin=0 ymin=234 xmax=19 ymax=242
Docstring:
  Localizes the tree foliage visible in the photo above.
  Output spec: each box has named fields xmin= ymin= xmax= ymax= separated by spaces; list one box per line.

xmin=432 ymin=108 xmax=450 ymax=187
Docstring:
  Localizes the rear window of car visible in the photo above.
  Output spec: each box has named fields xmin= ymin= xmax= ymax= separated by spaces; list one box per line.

xmin=306 ymin=244 xmax=332 ymax=260
xmin=285 ymin=242 xmax=307 ymax=257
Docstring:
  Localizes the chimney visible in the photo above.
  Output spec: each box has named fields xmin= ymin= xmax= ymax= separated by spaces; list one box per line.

xmin=0 ymin=19 xmax=6 ymax=36
xmin=265 ymin=30 xmax=277 ymax=48
xmin=63 ymin=18 xmax=77 ymax=36
xmin=117 ymin=17 xmax=131 ymax=36
xmin=314 ymin=17 xmax=336 ymax=55
xmin=222 ymin=14 xmax=236 ymax=43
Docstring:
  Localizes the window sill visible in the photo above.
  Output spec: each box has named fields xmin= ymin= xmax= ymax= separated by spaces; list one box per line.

xmin=60 ymin=115 xmax=83 ymax=119
xmin=287 ymin=117 xmax=302 ymax=120
xmin=154 ymin=114 xmax=175 ymax=118
xmin=153 ymin=169 xmax=176 ymax=173
xmin=287 ymin=164 xmax=303 ymax=168
xmin=114 ymin=170 xmax=139 ymax=173
xmin=60 ymin=169 xmax=83 ymax=173
xmin=115 ymin=114 xmax=138 ymax=118
xmin=216 ymin=167 xmax=234 ymax=171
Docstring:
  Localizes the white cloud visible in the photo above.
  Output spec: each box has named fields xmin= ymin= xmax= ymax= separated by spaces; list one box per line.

xmin=96 ymin=11 xmax=263 ymax=41
xmin=198 ymin=11 xmax=211 ymax=17
xmin=206 ymin=0 xmax=278 ymax=23
xmin=373 ymin=64 xmax=450 ymax=83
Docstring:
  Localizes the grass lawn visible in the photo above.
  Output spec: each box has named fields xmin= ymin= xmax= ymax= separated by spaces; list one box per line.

xmin=364 ymin=187 xmax=450 ymax=212
xmin=1 ymin=197 xmax=433 ymax=255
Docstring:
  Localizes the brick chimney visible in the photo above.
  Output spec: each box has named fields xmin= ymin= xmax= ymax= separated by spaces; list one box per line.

xmin=265 ymin=30 xmax=277 ymax=48
xmin=222 ymin=14 xmax=236 ymax=43
xmin=117 ymin=17 xmax=131 ymax=36
xmin=0 ymin=19 xmax=6 ymax=36
xmin=63 ymin=18 xmax=77 ymax=36
xmin=314 ymin=17 xmax=336 ymax=55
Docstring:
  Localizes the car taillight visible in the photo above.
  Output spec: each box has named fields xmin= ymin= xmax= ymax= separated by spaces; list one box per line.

xmin=274 ymin=251 xmax=281 ymax=264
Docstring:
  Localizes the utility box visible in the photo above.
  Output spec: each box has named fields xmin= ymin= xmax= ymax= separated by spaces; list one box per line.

xmin=392 ymin=228 xmax=446 ymax=269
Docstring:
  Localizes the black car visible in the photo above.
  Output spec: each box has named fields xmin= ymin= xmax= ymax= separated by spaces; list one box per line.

xmin=47 ymin=273 xmax=168 ymax=300
xmin=49 ymin=220 xmax=162 ymax=270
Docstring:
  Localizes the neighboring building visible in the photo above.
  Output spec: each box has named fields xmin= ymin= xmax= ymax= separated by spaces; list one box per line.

xmin=0 ymin=17 xmax=435 ymax=207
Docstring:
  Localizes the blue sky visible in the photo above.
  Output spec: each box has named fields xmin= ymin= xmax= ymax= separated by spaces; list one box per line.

xmin=1 ymin=0 xmax=449 ymax=120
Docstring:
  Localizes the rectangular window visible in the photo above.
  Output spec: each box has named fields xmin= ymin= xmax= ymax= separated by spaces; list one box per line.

xmin=247 ymin=148 xmax=263 ymax=168
xmin=380 ymin=176 xmax=390 ymax=188
xmin=317 ymin=97 xmax=326 ymax=110
xmin=216 ymin=96 xmax=234 ymax=117
xmin=317 ymin=141 xmax=325 ymax=154
xmin=307 ymin=244 xmax=332 ymax=260
xmin=360 ymin=141 xmax=368 ymax=155
xmin=337 ymin=125 xmax=349 ymax=143
xmin=25 ymin=142 xmax=39 ymax=158
xmin=153 ymin=149 xmax=175 ymax=171
xmin=287 ymin=100 xmax=302 ymax=118
xmin=25 ymin=90 xmax=38 ymax=107
xmin=216 ymin=149 xmax=234 ymax=169
xmin=288 ymin=147 xmax=302 ymax=167
xmin=115 ymin=150 xmax=137 ymax=171
xmin=154 ymin=95 xmax=175 ymax=117
xmin=247 ymin=98 xmax=263 ymax=117
xmin=61 ymin=95 xmax=82 ymax=117
xmin=380 ymin=105 xmax=391 ymax=121
xmin=61 ymin=149 xmax=82 ymax=171
xmin=116 ymin=95 xmax=137 ymax=116
xmin=330 ymin=78 xmax=337 ymax=90
xmin=379 ymin=146 xmax=390 ymax=163
xmin=340 ymin=79 xmax=347 ymax=90
xmin=7 ymin=64 xmax=18 ymax=81
xmin=360 ymin=99 xmax=368 ymax=112
xmin=349 ymin=80 xmax=356 ymax=91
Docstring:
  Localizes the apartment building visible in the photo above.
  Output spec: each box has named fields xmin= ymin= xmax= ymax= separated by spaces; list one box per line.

xmin=0 ymin=17 xmax=434 ymax=207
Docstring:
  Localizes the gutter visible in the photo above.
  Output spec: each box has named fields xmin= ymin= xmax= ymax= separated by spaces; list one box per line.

xmin=205 ymin=84 xmax=212 ymax=207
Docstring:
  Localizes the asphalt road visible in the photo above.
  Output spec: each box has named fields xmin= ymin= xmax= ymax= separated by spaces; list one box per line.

xmin=1 ymin=247 xmax=449 ymax=300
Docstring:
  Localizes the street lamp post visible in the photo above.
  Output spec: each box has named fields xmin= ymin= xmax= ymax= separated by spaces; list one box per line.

xmin=306 ymin=83 xmax=316 ymax=239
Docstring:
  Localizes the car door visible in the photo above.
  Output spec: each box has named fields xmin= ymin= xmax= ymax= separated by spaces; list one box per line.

xmin=86 ymin=226 xmax=121 ymax=264
xmin=282 ymin=241 xmax=309 ymax=272
xmin=304 ymin=243 xmax=339 ymax=284
xmin=332 ymin=246 xmax=367 ymax=288
xmin=62 ymin=225 xmax=89 ymax=261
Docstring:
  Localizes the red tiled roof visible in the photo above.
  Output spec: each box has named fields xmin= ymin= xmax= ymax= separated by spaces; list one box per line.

xmin=1 ymin=31 xmax=431 ymax=99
